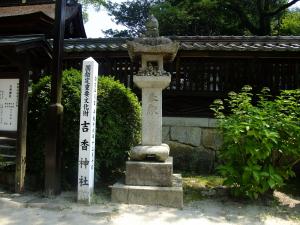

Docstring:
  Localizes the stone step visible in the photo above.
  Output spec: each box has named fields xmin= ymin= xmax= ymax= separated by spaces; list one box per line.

xmin=126 ymin=157 xmax=173 ymax=187
xmin=111 ymin=174 xmax=183 ymax=209
xmin=0 ymin=137 xmax=16 ymax=146
xmin=0 ymin=154 xmax=16 ymax=158
xmin=0 ymin=137 xmax=17 ymax=168
xmin=0 ymin=145 xmax=15 ymax=149
xmin=0 ymin=147 xmax=16 ymax=155
xmin=0 ymin=161 xmax=15 ymax=168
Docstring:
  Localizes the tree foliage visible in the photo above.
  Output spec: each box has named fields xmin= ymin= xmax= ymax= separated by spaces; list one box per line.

xmin=103 ymin=0 xmax=300 ymax=37
xmin=78 ymin=0 xmax=106 ymax=23
xmin=220 ymin=0 xmax=300 ymax=35
xmin=278 ymin=8 xmax=300 ymax=35
xmin=151 ymin=0 xmax=243 ymax=36
xmin=104 ymin=0 xmax=155 ymax=37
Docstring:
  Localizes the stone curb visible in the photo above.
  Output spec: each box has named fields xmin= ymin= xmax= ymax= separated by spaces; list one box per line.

xmin=0 ymin=196 xmax=117 ymax=216
xmin=25 ymin=202 xmax=71 ymax=211
xmin=0 ymin=197 xmax=24 ymax=208
xmin=0 ymin=197 xmax=69 ymax=211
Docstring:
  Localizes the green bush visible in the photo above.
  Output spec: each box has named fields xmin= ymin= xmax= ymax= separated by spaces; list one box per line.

xmin=27 ymin=69 xmax=82 ymax=187
xmin=211 ymin=86 xmax=300 ymax=199
xmin=27 ymin=69 xmax=141 ymax=188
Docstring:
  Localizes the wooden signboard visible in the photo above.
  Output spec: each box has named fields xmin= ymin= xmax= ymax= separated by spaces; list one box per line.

xmin=0 ymin=79 xmax=19 ymax=132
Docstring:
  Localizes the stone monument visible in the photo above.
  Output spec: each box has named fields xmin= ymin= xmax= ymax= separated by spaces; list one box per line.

xmin=111 ymin=15 xmax=183 ymax=208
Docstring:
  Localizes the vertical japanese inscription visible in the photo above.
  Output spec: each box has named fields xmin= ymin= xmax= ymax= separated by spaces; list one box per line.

xmin=78 ymin=58 xmax=98 ymax=203
xmin=0 ymin=79 xmax=19 ymax=131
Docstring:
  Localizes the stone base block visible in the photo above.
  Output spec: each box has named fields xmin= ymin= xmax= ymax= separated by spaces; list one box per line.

xmin=126 ymin=157 xmax=173 ymax=186
xmin=130 ymin=144 xmax=169 ymax=161
xmin=111 ymin=174 xmax=183 ymax=209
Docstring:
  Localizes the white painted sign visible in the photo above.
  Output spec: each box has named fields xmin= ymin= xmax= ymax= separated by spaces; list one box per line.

xmin=0 ymin=79 xmax=19 ymax=131
xmin=78 ymin=57 xmax=98 ymax=203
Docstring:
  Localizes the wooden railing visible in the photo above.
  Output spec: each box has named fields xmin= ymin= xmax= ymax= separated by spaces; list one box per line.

xmin=63 ymin=56 xmax=300 ymax=117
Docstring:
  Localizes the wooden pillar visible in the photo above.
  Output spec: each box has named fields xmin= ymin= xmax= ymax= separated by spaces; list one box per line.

xmin=175 ymin=56 xmax=181 ymax=90
xmin=15 ymin=57 xmax=29 ymax=193
xmin=44 ymin=0 xmax=66 ymax=196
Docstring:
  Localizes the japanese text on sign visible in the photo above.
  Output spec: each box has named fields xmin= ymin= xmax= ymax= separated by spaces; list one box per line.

xmin=0 ymin=79 xmax=19 ymax=131
xmin=78 ymin=57 xmax=98 ymax=203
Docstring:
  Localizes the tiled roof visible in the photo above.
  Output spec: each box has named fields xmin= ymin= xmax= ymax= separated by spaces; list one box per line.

xmin=0 ymin=34 xmax=46 ymax=46
xmin=60 ymin=36 xmax=300 ymax=53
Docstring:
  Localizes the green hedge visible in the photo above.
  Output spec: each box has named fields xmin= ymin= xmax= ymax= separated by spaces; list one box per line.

xmin=27 ymin=69 xmax=141 ymax=188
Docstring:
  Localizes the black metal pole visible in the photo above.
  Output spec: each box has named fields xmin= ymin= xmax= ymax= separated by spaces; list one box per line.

xmin=45 ymin=0 xmax=66 ymax=196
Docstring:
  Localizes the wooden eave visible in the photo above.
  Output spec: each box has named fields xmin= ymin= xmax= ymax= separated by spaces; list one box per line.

xmin=0 ymin=35 xmax=52 ymax=68
xmin=0 ymin=12 xmax=54 ymax=38
xmin=0 ymin=3 xmax=86 ymax=38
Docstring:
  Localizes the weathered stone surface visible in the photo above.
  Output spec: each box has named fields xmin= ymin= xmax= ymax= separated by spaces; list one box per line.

xmin=167 ymin=141 xmax=215 ymax=174
xmin=126 ymin=158 xmax=173 ymax=187
xmin=111 ymin=174 xmax=183 ymax=208
xmin=170 ymin=126 xmax=201 ymax=147
xmin=133 ymin=76 xmax=171 ymax=147
xmin=201 ymin=128 xmax=222 ymax=150
xmin=134 ymin=75 xmax=171 ymax=89
xmin=162 ymin=126 xmax=170 ymax=142
xmin=163 ymin=117 xmax=218 ymax=128
xmin=130 ymin=144 xmax=170 ymax=161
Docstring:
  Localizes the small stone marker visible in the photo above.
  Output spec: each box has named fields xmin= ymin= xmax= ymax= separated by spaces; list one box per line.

xmin=78 ymin=57 xmax=98 ymax=204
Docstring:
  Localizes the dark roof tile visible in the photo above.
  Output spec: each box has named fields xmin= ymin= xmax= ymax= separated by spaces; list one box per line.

xmin=49 ymin=36 xmax=300 ymax=53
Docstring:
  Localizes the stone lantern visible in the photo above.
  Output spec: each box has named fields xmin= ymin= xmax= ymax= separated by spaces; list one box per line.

xmin=127 ymin=15 xmax=179 ymax=162
xmin=111 ymin=15 xmax=183 ymax=208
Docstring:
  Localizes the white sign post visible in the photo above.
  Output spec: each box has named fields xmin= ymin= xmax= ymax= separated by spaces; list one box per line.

xmin=0 ymin=79 xmax=19 ymax=132
xmin=78 ymin=57 xmax=98 ymax=203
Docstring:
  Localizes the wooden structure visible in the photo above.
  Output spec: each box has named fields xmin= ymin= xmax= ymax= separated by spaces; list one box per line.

xmin=0 ymin=0 xmax=84 ymax=194
xmin=44 ymin=0 xmax=66 ymax=196
xmin=61 ymin=36 xmax=300 ymax=117
xmin=0 ymin=35 xmax=51 ymax=192
xmin=0 ymin=0 xmax=86 ymax=38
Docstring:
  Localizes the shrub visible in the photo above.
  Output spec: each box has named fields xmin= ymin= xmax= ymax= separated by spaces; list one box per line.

xmin=27 ymin=69 xmax=141 ymax=188
xmin=27 ymin=69 xmax=82 ymax=187
xmin=211 ymin=86 xmax=300 ymax=199
xmin=95 ymin=76 xmax=141 ymax=178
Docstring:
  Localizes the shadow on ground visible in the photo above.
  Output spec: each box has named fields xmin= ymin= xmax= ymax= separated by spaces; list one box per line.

xmin=0 ymin=176 xmax=299 ymax=225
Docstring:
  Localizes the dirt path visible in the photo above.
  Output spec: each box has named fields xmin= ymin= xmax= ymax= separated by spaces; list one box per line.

xmin=0 ymin=190 xmax=299 ymax=225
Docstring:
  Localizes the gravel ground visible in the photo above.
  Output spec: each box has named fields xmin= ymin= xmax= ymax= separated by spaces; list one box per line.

xmin=0 ymin=189 xmax=299 ymax=225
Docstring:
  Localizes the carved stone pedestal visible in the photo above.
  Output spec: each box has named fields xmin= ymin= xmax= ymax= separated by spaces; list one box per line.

xmin=126 ymin=157 xmax=173 ymax=186
xmin=111 ymin=158 xmax=183 ymax=208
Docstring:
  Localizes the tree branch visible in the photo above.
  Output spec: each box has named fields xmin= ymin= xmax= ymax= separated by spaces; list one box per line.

xmin=224 ymin=1 xmax=259 ymax=34
xmin=266 ymin=0 xmax=299 ymax=17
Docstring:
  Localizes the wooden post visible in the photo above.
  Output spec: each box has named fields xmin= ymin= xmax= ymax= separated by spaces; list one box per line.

xmin=44 ymin=0 xmax=66 ymax=196
xmin=15 ymin=58 xmax=29 ymax=193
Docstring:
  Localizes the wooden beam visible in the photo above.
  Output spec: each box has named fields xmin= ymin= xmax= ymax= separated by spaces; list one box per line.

xmin=44 ymin=0 xmax=66 ymax=196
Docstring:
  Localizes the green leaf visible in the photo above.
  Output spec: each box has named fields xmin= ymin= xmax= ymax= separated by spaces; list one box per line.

xmin=253 ymin=171 xmax=260 ymax=183
xmin=260 ymin=172 xmax=269 ymax=177
xmin=268 ymin=179 xmax=276 ymax=189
